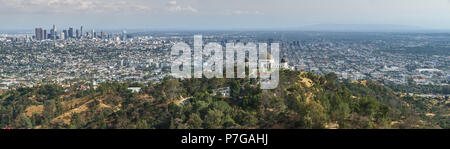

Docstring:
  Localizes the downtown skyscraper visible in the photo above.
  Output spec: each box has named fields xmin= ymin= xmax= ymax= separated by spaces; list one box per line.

xmin=68 ymin=28 xmax=74 ymax=38
xmin=49 ymin=25 xmax=57 ymax=40
xmin=35 ymin=28 xmax=43 ymax=40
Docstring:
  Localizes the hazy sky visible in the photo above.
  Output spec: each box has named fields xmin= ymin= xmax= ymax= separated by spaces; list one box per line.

xmin=1 ymin=0 xmax=450 ymax=30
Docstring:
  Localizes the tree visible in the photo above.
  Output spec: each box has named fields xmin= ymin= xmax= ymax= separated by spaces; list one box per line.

xmin=20 ymin=117 xmax=33 ymax=129
xmin=286 ymin=94 xmax=301 ymax=112
xmin=169 ymin=118 xmax=176 ymax=129
xmin=31 ymin=113 xmax=42 ymax=126
xmin=162 ymin=78 xmax=183 ymax=102
xmin=56 ymin=102 xmax=64 ymax=116
xmin=375 ymin=104 xmax=391 ymax=122
xmin=325 ymin=72 xmax=338 ymax=91
xmin=236 ymin=111 xmax=258 ymax=127
xmin=222 ymin=114 xmax=237 ymax=128
xmin=230 ymin=79 xmax=241 ymax=100
xmin=136 ymin=120 xmax=149 ymax=129
xmin=70 ymin=113 xmax=83 ymax=129
xmin=43 ymin=100 xmax=56 ymax=120
xmin=186 ymin=113 xmax=203 ymax=129
xmin=168 ymin=102 xmax=181 ymax=118
xmin=329 ymin=95 xmax=351 ymax=122
xmin=305 ymin=101 xmax=327 ymax=129
xmin=93 ymin=112 xmax=107 ymax=129
xmin=204 ymin=109 xmax=224 ymax=129
xmin=359 ymin=97 xmax=378 ymax=118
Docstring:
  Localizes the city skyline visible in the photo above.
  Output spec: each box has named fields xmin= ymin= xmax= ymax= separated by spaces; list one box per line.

xmin=30 ymin=25 xmax=127 ymax=41
xmin=1 ymin=0 xmax=450 ymax=30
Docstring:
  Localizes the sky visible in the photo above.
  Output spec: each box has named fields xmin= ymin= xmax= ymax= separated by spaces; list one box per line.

xmin=1 ymin=0 xmax=450 ymax=30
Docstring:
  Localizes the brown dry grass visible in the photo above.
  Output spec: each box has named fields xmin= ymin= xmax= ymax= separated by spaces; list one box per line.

xmin=51 ymin=100 xmax=92 ymax=125
xmin=300 ymin=78 xmax=314 ymax=88
xmin=24 ymin=105 xmax=44 ymax=117
xmin=425 ymin=113 xmax=436 ymax=117
xmin=325 ymin=122 xmax=339 ymax=129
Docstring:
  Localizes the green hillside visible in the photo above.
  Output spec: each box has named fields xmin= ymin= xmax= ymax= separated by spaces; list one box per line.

xmin=0 ymin=70 xmax=447 ymax=129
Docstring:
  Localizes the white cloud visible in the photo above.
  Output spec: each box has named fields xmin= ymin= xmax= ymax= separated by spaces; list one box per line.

xmin=168 ymin=1 xmax=177 ymax=5
xmin=167 ymin=1 xmax=198 ymax=13
xmin=0 ymin=0 xmax=202 ymax=15
xmin=0 ymin=0 xmax=153 ymax=14
xmin=229 ymin=10 xmax=263 ymax=15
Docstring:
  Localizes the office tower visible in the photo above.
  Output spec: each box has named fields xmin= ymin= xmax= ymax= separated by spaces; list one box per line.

xmin=50 ymin=25 xmax=54 ymax=39
xmin=63 ymin=30 xmax=68 ymax=40
xmin=101 ymin=32 xmax=106 ymax=39
xmin=68 ymin=28 xmax=74 ymax=38
xmin=60 ymin=32 xmax=65 ymax=40
xmin=54 ymin=31 xmax=58 ymax=40
xmin=76 ymin=29 xmax=80 ymax=39
xmin=122 ymin=30 xmax=127 ymax=40
xmin=35 ymin=28 xmax=42 ymax=40
xmin=80 ymin=26 xmax=83 ymax=38
xmin=39 ymin=28 xmax=43 ymax=40
xmin=86 ymin=32 xmax=91 ymax=39
xmin=43 ymin=29 xmax=47 ymax=40
xmin=51 ymin=25 xmax=57 ymax=40
xmin=92 ymin=29 xmax=95 ymax=39
xmin=50 ymin=28 xmax=54 ymax=38
xmin=40 ymin=28 xmax=45 ymax=40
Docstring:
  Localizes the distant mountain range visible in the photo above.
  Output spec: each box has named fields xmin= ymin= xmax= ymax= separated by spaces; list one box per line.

xmin=295 ymin=24 xmax=426 ymax=32
xmin=2 ymin=24 xmax=450 ymax=33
